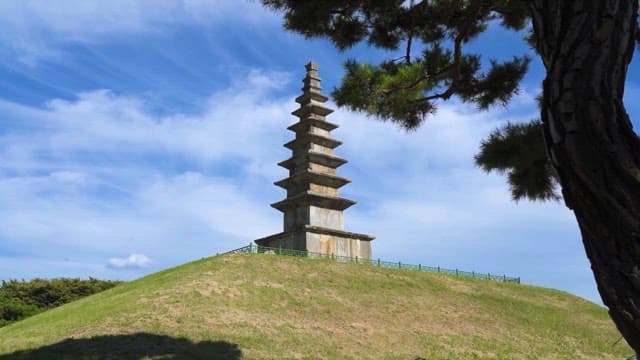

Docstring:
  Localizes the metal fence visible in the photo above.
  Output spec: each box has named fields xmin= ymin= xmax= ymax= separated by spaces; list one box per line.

xmin=219 ymin=243 xmax=520 ymax=284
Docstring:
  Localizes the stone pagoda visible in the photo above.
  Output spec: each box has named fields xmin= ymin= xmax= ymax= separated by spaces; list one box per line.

xmin=255 ymin=62 xmax=374 ymax=259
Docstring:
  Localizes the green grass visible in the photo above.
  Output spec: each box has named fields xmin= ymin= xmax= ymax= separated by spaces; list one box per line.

xmin=0 ymin=254 xmax=632 ymax=359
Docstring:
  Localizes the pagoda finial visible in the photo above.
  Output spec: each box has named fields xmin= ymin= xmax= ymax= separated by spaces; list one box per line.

xmin=301 ymin=61 xmax=322 ymax=97
xmin=305 ymin=61 xmax=319 ymax=73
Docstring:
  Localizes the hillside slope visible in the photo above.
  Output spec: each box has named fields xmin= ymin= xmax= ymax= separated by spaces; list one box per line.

xmin=0 ymin=254 xmax=632 ymax=359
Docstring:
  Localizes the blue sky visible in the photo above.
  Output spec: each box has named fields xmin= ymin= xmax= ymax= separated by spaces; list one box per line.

xmin=1 ymin=1 xmax=639 ymax=305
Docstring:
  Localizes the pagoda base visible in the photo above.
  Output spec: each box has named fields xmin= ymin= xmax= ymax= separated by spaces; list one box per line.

xmin=254 ymin=225 xmax=374 ymax=260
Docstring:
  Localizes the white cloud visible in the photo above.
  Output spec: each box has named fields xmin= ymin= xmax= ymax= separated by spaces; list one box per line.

xmin=0 ymin=69 xmax=292 ymax=177
xmin=107 ymin=254 xmax=152 ymax=269
xmin=138 ymin=172 xmax=278 ymax=239
xmin=0 ymin=0 xmax=278 ymax=64
xmin=0 ymin=69 xmax=289 ymax=273
xmin=49 ymin=171 xmax=88 ymax=184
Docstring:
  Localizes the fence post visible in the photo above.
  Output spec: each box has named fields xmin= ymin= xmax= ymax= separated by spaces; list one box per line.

xmin=418 ymin=264 xmax=421 ymax=271
xmin=437 ymin=266 xmax=440 ymax=273
xmin=398 ymin=261 xmax=401 ymax=269
xmin=278 ymin=246 xmax=282 ymax=255
xmin=455 ymin=269 xmax=458 ymax=276
xmin=355 ymin=256 xmax=358 ymax=264
xmin=503 ymin=275 xmax=506 ymax=282
xmin=472 ymin=271 xmax=475 ymax=278
xmin=331 ymin=253 xmax=334 ymax=261
xmin=488 ymin=272 xmax=491 ymax=280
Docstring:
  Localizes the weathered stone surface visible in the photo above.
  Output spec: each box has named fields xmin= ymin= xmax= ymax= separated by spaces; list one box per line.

xmin=254 ymin=62 xmax=374 ymax=259
xmin=254 ymin=226 xmax=373 ymax=259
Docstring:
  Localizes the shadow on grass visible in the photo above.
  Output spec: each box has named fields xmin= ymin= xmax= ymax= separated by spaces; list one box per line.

xmin=0 ymin=332 xmax=241 ymax=360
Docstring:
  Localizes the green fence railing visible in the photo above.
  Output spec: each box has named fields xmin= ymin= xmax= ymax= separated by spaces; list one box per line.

xmin=219 ymin=243 xmax=520 ymax=284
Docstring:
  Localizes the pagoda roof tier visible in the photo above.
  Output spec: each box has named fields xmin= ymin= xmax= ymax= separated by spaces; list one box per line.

xmin=278 ymin=151 xmax=348 ymax=170
xmin=302 ymin=225 xmax=375 ymax=241
xmin=284 ymin=132 xmax=342 ymax=150
xmin=271 ymin=191 xmax=356 ymax=212
xmin=254 ymin=225 xmax=375 ymax=245
xmin=274 ymin=171 xmax=351 ymax=190
xmin=291 ymin=104 xmax=333 ymax=118
xmin=295 ymin=92 xmax=329 ymax=104
xmin=287 ymin=117 xmax=339 ymax=132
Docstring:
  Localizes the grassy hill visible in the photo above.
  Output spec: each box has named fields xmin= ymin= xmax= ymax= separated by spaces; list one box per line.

xmin=0 ymin=253 xmax=632 ymax=359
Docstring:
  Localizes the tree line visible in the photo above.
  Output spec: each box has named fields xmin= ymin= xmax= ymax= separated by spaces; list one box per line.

xmin=0 ymin=278 xmax=122 ymax=327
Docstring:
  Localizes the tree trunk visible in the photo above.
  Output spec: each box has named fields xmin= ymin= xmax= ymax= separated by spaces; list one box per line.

xmin=530 ymin=0 xmax=640 ymax=354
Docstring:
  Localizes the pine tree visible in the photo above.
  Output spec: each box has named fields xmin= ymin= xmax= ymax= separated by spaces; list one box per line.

xmin=262 ymin=0 xmax=640 ymax=354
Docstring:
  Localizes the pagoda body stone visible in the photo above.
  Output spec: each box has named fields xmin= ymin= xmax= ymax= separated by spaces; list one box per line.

xmin=255 ymin=62 xmax=374 ymax=259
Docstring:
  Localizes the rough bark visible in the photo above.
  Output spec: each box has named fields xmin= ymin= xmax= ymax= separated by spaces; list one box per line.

xmin=530 ymin=0 xmax=640 ymax=354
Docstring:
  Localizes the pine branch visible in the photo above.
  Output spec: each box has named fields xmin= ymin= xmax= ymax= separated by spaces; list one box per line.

xmin=448 ymin=0 xmax=484 ymax=98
